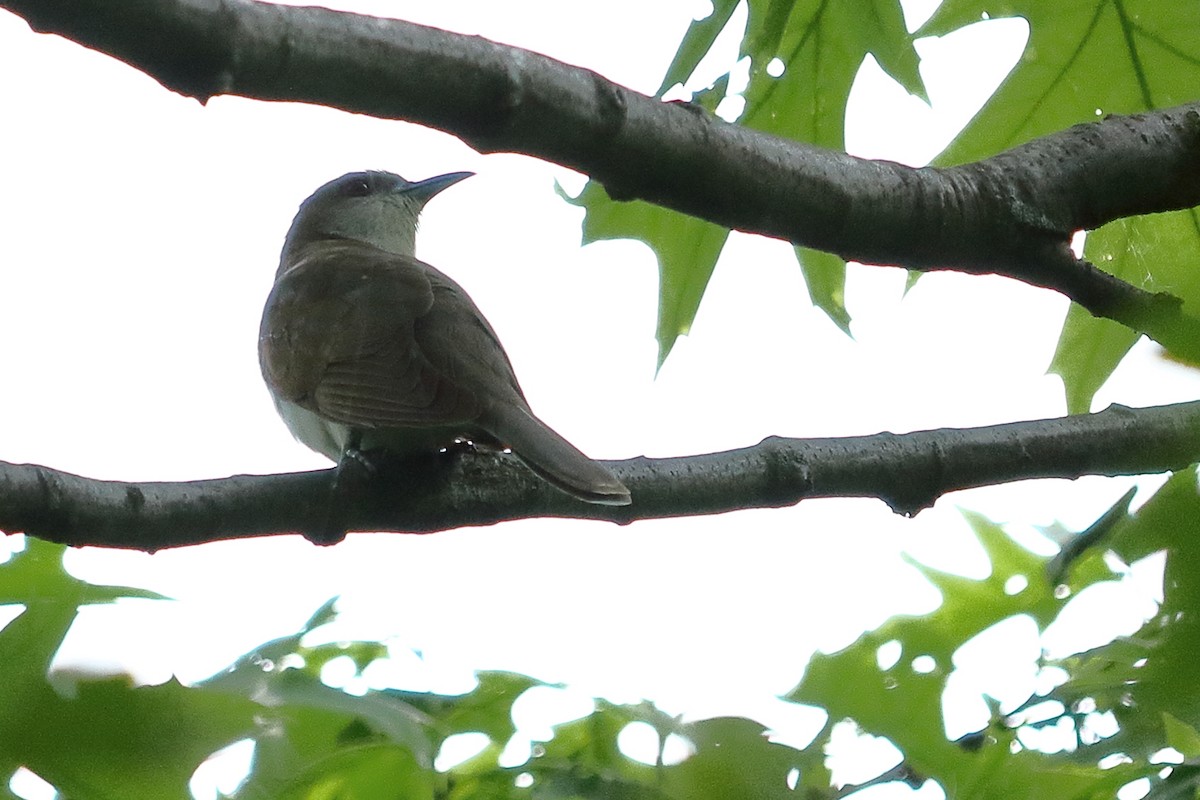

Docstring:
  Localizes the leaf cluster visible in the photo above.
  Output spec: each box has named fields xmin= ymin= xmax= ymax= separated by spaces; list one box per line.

xmin=6 ymin=472 xmax=1200 ymax=799
xmin=572 ymin=0 xmax=1200 ymax=399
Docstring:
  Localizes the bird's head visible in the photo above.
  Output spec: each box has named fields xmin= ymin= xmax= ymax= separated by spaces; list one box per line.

xmin=281 ymin=170 xmax=473 ymax=263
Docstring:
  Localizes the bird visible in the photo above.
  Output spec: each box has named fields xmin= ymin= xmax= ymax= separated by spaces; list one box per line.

xmin=258 ymin=170 xmax=631 ymax=507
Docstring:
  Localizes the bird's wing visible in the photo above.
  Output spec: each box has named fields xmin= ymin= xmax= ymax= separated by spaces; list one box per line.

xmin=260 ymin=239 xmax=630 ymax=505
xmin=260 ymin=240 xmax=515 ymax=430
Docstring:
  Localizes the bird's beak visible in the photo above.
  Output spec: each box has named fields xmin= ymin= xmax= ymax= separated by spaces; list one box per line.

xmin=400 ymin=171 xmax=475 ymax=204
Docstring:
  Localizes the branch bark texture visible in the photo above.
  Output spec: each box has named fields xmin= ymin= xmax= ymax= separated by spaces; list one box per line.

xmin=6 ymin=0 xmax=1200 ymax=356
xmin=3 ymin=402 xmax=1198 ymax=551
xmin=4 ymin=0 xmax=1200 ymax=550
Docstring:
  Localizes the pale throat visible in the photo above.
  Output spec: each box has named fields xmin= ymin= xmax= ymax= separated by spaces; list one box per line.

xmin=353 ymin=198 xmax=422 ymax=257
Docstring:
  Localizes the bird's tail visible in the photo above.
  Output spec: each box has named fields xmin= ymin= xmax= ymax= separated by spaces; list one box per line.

xmin=486 ymin=404 xmax=631 ymax=506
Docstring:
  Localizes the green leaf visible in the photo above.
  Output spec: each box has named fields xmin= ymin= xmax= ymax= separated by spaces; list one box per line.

xmin=1049 ymin=211 xmax=1200 ymax=413
xmin=303 ymin=596 xmax=341 ymax=631
xmin=536 ymin=699 xmax=648 ymax=775
xmin=734 ymin=0 xmax=924 ymax=178
xmin=1044 ymin=487 xmax=1136 ymax=585
xmin=574 ymin=0 xmax=924 ymax=365
xmin=564 ymin=181 xmax=729 ymax=371
xmin=739 ymin=0 xmax=926 ymax=113
xmin=1147 ymin=761 xmax=1200 ymax=800
xmin=238 ymin=707 xmax=435 ymax=800
xmin=786 ymin=510 xmax=1137 ymax=797
xmin=663 ymin=717 xmax=803 ymax=800
xmin=654 ymin=0 xmax=740 ymax=97
xmin=0 ymin=537 xmax=164 ymax=687
xmin=205 ymin=649 xmax=435 ymax=769
xmin=5 ymin=677 xmax=256 ymax=800
xmin=0 ymin=539 xmax=194 ymax=797
xmin=737 ymin=0 xmax=924 ymax=340
xmin=1108 ymin=467 xmax=1200 ymax=563
xmin=511 ymin=702 xmax=817 ymax=799
xmin=922 ymin=1 xmax=1200 ymax=166
xmin=390 ymin=671 xmax=544 ymax=746
xmin=203 ymin=597 xmax=385 ymax=683
xmin=0 ymin=537 xmax=165 ymax=607
xmin=797 ymin=246 xmax=852 ymax=334
xmin=1031 ymin=469 xmax=1200 ymax=770
xmin=1049 ymin=307 xmax=1140 ymax=417
xmin=1163 ymin=713 xmax=1200 ymax=759
xmin=275 ymin=743 xmax=434 ymax=800
xmin=203 ymin=604 xmax=552 ymax=796
xmin=921 ymin=4 xmax=1200 ymax=408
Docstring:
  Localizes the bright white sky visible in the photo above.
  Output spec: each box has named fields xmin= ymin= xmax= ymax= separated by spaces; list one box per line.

xmin=1 ymin=1 xmax=1194 ymax=797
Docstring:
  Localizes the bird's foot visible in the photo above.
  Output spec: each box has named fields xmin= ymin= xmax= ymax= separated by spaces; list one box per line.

xmin=304 ymin=445 xmax=378 ymax=546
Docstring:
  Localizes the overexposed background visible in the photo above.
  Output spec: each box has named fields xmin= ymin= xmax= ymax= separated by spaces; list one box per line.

xmin=0 ymin=1 xmax=1189 ymax=797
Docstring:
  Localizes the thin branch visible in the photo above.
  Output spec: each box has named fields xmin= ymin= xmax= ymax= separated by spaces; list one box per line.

xmin=4 ymin=402 xmax=1198 ymax=551
xmin=5 ymin=0 xmax=1200 ymax=356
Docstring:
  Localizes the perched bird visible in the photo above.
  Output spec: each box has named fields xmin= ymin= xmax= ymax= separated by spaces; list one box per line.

xmin=259 ymin=170 xmax=631 ymax=506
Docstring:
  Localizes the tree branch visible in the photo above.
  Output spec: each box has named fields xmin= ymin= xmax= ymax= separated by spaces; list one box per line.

xmin=5 ymin=0 xmax=1200 ymax=356
xmin=4 ymin=1 xmax=1200 ymax=549
xmin=4 ymin=402 xmax=1198 ymax=551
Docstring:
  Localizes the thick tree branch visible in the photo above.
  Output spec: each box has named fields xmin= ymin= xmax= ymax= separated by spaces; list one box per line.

xmin=3 ymin=402 xmax=1198 ymax=551
xmin=4 ymin=1 xmax=1200 ymax=548
xmin=5 ymin=0 xmax=1200 ymax=357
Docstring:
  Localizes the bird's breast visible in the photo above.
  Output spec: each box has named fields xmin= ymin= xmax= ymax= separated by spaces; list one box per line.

xmin=274 ymin=396 xmax=349 ymax=462
xmin=273 ymin=394 xmax=495 ymax=462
